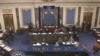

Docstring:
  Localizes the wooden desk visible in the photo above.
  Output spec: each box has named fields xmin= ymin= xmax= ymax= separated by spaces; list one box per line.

xmin=92 ymin=28 xmax=100 ymax=39
xmin=96 ymin=34 xmax=100 ymax=39
xmin=93 ymin=42 xmax=100 ymax=52
xmin=29 ymin=33 xmax=68 ymax=44
xmin=17 ymin=28 xmax=28 ymax=34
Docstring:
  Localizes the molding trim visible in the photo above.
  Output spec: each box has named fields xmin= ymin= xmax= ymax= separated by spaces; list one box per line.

xmin=42 ymin=0 xmax=55 ymax=2
xmin=1 ymin=2 xmax=100 ymax=4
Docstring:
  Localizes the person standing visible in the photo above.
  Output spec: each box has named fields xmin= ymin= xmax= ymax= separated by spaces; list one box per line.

xmin=28 ymin=22 xmax=33 ymax=32
xmin=86 ymin=22 xmax=91 ymax=31
xmin=82 ymin=21 xmax=86 ymax=32
xmin=8 ymin=28 xmax=14 ymax=44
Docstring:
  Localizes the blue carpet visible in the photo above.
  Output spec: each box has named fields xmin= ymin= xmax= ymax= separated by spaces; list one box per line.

xmin=78 ymin=32 xmax=100 ymax=56
xmin=10 ymin=33 xmax=30 ymax=51
xmin=9 ymin=32 xmax=100 ymax=56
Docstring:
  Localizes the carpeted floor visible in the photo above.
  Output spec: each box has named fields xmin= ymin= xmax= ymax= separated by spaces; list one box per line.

xmin=78 ymin=32 xmax=100 ymax=56
xmin=9 ymin=32 xmax=100 ymax=56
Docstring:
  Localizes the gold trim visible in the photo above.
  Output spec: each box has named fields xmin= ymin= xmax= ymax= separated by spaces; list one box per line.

xmin=42 ymin=0 xmax=55 ymax=2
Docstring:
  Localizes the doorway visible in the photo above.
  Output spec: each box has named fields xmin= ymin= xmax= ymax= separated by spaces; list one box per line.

xmin=3 ymin=14 xmax=14 ymax=30
xmin=83 ymin=12 xmax=92 ymax=24
xmin=82 ymin=12 xmax=93 ymax=31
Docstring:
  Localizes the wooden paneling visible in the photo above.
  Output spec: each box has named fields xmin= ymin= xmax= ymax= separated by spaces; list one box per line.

xmin=83 ymin=12 xmax=93 ymax=23
xmin=3 ymin=14 xmax=14 ymax=30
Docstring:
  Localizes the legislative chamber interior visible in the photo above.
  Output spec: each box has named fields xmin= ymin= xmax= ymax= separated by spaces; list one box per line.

xmin=0 ymin=0 xmax=100 ymax=56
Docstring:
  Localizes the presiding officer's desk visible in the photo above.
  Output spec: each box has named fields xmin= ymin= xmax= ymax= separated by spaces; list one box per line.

xmin=28 ymin=32 xmax=79 ymax=52
xmin=25 ymin=32 xmax=89 ymax=56
xmin=29 ymin=32 xmax=68 ymax=44
xmin=29 ymin=32 xmax=79 ymax=46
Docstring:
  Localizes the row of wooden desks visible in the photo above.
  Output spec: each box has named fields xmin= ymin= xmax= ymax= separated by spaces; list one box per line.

xmin=93 ymin=39 xmax=100 ymax=53
xmin=29 ymin=32 xmax=79 ymax=47
xmin=0 ymin=30 xmax=13 ymax=55
xmin=92 ymin=28 xmax=100 ymax=52
xmin=92 ymin=28 xmax=100 ymax=39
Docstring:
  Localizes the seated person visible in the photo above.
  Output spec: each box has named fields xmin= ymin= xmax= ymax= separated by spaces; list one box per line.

xmin=69 ymin=25 xmax=73 ymax=31
xmin=59 ymin=26 xmax=66 ymax=32
xmin=55 ymin=38 xmax=63 ymax=46
xmin=72 ymin=25 xmax=77 ymax=32
xmin=66 ymin=25 xmax=73 ymax=33
xmin=54 ymin=27 xmax=59 ymax=33
xmin=39 ymin=28 xmax=43 ymax=33
xmin=66 ymin=26 xmax=70 ymax=32
xmin=44 ymin=27 xmax=49 ymax=33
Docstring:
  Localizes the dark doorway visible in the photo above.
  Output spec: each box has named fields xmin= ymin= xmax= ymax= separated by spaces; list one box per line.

xmin=3 ymin=14 xmax=14 ymax=30
xmin=82 ymin=12 xmax=93 ymax=31
xmin=83 ymin=12 xmax=92 ymax=24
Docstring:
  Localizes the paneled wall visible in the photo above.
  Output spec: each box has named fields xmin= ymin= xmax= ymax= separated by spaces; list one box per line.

xmin=66 ymin=9 xmax=75 ymax=25
xmin=0 ymin=7 xmax=17 ymax=31
xmin=0 ymin=1 xmax=100 ymax=31
xmin=0 ymin=0 xmax=100 ymax=3
xmin=22 ymin=9 xmax=32 ymax=25
xmin=19 ymin=7 xmax=35 ymax=28
xmin=97 ymin=7 xmax=100 ymax=27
